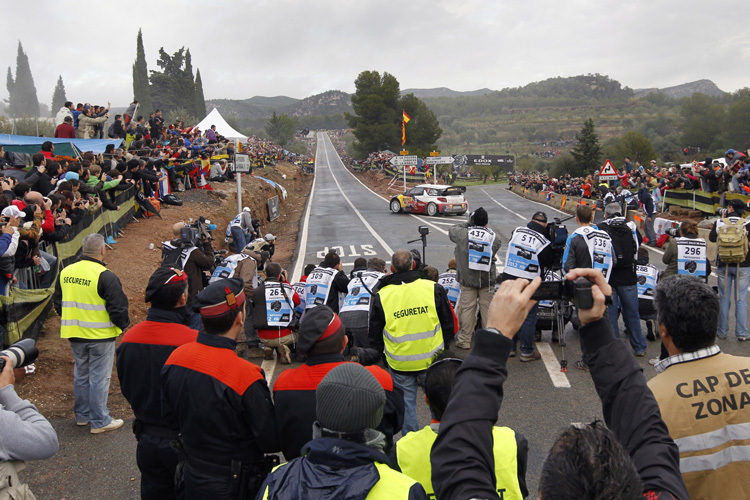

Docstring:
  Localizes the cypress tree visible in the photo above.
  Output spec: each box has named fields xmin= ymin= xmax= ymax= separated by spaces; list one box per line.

xmin=7 ymin=42 xmax=40 ymax=117
xmin=51 ymin=75 xmax=67 ymax=116
xmin=570 ymin=118 xmax=602 ymax=177
xmin=181 ymin=50 xmax=196 ymax=114
xmin=132 ymin=29 xmax=153 ymax=115
xmin=194 ymin=68 xmax=206 ymax=118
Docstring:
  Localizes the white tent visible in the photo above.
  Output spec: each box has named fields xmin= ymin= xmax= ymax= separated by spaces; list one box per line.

xmin=193 ymin=108 xmax=247 ymax=141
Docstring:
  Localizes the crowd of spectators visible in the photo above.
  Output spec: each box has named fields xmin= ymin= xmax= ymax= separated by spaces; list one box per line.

xmin=0 ymin=103 xmax=312 ymax=301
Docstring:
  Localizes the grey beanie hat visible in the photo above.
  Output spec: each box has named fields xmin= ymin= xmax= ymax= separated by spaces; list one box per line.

xmin=316 ymin=363 xmax=386 ymax=434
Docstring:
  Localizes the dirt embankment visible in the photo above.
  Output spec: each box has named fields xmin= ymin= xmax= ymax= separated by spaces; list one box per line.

xmin=16 ymin=163 xmax=312 ymax=419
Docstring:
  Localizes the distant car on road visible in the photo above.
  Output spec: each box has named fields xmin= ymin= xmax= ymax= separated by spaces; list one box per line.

xmin=389 ymin=184 xmax=468 ymax=216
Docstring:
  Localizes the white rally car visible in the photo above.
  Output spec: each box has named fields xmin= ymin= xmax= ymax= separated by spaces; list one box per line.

xmin=389 ymin=184 xmax=468 ymax=216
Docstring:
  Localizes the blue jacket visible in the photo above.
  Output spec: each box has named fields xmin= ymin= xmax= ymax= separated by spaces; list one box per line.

xmin=259 ymin=437 xmax=426 ymax=500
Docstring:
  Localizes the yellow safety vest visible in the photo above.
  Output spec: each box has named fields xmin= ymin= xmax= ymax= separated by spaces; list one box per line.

xmin=59 ymin=259 xmax=121 ymax=340
xmin=379 ymin=279 xmax=443 ymax=372
xmin=260 ymin=461 xmax=418 ymax=499
xmin=397 ymin=425 xmax=523 ymax=500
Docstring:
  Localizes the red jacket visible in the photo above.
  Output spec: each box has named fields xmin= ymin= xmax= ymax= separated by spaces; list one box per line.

xmin=54 ymin=123 xmax=76 ymax=139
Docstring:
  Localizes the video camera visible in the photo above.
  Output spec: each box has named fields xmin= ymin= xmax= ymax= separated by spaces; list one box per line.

xmin=0 ymin=339 xmax=38 ymax=371
xmin=531 ymin=277 xmax=594 ymax=309
xmin=547 ymin=216 xmax=573 ymax=270
xmin=408 ymin=225 xmax=430 ymax=267
xmin=181 ymin=216 xmax=217 ymax=247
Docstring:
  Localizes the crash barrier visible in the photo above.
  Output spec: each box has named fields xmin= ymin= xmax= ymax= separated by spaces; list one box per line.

xmin=663 ymin=189 xmax=750 ymax=216
xmin=383 ymin=165 xmax=433 ymax=183
xmin=0 ymin=185 xmax=137 ymax=347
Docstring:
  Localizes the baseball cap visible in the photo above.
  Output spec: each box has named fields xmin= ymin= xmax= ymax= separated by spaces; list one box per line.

xmin=265 ymin=233 xmax=276 ymax=241
xmin=1 ymin=205 xmax=24 ymax=220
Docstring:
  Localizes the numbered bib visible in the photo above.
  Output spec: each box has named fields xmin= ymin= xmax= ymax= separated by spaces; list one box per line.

xmin=467 ymin=226 xmax=496 ymax=273
xmin=341 ymin=271 xmax=383 ymax=313
xmin=291 ymin=282 xmax=306 ymax=310
xmin=305 ymin=267 xmax=336 ymax=309
xmin=504 ymin=227 xmax=550 ymax=280
xmin=437 ymin=272 xmax=461 ymax=308
xmin=210 ymin=253 xmax=249 ymax=283
xmin=574 ymin=227 xmax=614 ymax=282
xmin=676 ymin=237 xmax=707 ymax=277
xmin=264 ymin=282 xmax=294 ymax=327
xmin=636 ymin=264 xmax=659 ymax=300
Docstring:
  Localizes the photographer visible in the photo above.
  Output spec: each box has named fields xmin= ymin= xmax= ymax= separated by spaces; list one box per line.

xmin=500 ymin=211 xmax=554 ymax=361
xmin=431 ymin=269 xmax=688 ymax=500
xmin=448 ymin=207 xmax=502 ymax=349
xmin=253 ymin=263 xmax=300 ymax=364
xmin=661 ymin=220 xmax=710 ymax=281
xmin=0 ymin=355 xmax=59 ymax=498
xmin=163 ymin=222 xmax=215 ymax=331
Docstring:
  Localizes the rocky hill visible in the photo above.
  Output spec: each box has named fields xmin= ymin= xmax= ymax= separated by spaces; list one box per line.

xmin=634 ymin=79 xmax=726 ymax=98
xmin=207 ymin=90 xmax=351 ymax=119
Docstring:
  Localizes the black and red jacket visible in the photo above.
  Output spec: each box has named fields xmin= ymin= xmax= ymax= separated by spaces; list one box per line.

xmin=272 ymin=353 xmax=404 ymax=460
xmin=116 ymin=307 xmax=197 ymax=438
xmin=160 ymin=332 xmax=279 ymax=466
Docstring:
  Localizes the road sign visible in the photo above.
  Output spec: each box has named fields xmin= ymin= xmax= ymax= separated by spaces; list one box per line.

xmin=424 ymin=156 xmax=455 ymax=165
xmin=429 ymin=151 xmax=440 ymax=157
xmin=599 ymin=159 xmax=618 ymax=180
xmin=399 ymin=150 xmax=410 ymax=155
xmin=234 ymin=153 xmax=252 ymax=173
xmin=390 ymin=155 xmax=418 ymax=166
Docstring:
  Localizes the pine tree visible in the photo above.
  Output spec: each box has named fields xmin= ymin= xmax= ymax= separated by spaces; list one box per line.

xmin=194 ymin=68 xmax=206 ymax=118
xmin=265 ymin=111 xmax=295 ymax=147
xmin=132 ymin=29 xmax=153 ymax=115
xmin=570 ymin=118 xmax=602 ymax=177
xmin=345 ymin=70 xmax=401 ymax=158
xmin=6 ymin=42 xmax=40 ymax=117
xmin=51 ymin=75 xmax=67 ymax=116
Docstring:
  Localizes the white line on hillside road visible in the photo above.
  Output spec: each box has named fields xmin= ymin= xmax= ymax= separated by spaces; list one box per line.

xmin=481 ymin=188 xmax=526 ymax=220
xmin=261 ymin=359 xmax=276 ymax=385
xmin=323 ymin=145 xmax=394 ymax=255
xmin=291 ymin=135 xmax=322 ymax=283
xmin=536 ymin=342 xmax=571 ymax=388
xmin=323 ymin=134 xmax=450 ymax=236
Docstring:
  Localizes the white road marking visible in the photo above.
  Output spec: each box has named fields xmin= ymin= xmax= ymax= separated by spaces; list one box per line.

xmin=481 ymin=188 xmax=526 ymax=220
xmin=291 ymin=136 xmax=321 ymax=283
xmin=322 ymin=135 xmax=451 ymax=236
xmin=322 ymin=140 xmax=394 ymax=256
xmin=261 ymin=359 xmax=276 ymax=385
xmin=536 ymin=342 xmax=571 ymax=388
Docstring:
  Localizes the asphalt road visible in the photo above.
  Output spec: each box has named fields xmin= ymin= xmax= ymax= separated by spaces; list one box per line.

xmin=20 ymin=132 xmax=750 ymax=499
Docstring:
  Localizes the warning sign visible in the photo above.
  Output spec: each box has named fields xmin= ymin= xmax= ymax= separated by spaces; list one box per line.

xmin=599 ymin=160 xmax=618 ymax=180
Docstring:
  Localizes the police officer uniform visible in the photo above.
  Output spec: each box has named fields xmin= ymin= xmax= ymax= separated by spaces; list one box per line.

xmin=272 ymin=307 xmax=404 ymax=459
xmin=117 ymin=267 xmax=198 ymax=500
xmin=160 ymin=278 xmax=279 ymax=500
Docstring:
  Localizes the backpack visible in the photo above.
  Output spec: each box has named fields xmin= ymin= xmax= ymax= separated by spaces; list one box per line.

xmin=717 ymin=218 xmax=749 ymax=265
xmin=604 ymin=222 xmax=636 ymax=269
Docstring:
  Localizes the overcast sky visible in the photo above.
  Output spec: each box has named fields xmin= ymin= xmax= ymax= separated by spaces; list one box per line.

xmin=2 ymin=0 xmax=747 ymax=109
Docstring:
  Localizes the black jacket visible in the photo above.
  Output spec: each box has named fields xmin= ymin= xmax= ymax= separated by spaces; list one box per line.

xmin=116 ymin=307 xmax=197 ymax=437
xmin=160 ymin=332 xmax=279 ymax=467
xmin=368 ymin=270 xmax=455 ymax=374
xmin=272 ymin=353 xmax=404 ymax=460
xmin=597 ymin=217 xmax=642 ymax=287
xmin=259 ymin=436 xmax=427 ymax=500
xmin=430 ymin=319 xmax=689 ymax=500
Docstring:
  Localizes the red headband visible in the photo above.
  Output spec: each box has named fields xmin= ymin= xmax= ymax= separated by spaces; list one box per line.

xmin=318 ymin=314 xmax=343 ymax=343
xmin=199 ymin=287 xmax=245 ymax=318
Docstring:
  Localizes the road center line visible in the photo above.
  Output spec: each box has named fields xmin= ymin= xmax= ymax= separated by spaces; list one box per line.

xmin=536 ymin=342 xmax=571 ymax=388
xmin=261 ymin=359 xmax=276 ymax=385
xmin=481 ymin=188 xmax=526 ymax=220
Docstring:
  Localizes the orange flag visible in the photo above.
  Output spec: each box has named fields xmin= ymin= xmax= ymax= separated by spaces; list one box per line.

xmin=402 ymin=111 xmax=411 ymax=123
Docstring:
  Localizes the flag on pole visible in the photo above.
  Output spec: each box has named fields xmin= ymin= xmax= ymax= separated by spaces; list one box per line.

xmin=402 ymin=111 xmax=411 ymax=146
xmin=546 ymin=192 xmax=552 ymax=202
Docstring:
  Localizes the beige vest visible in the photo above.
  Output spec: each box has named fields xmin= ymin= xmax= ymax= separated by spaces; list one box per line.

xmin=648 ymin=352 xmax=750 ymax=500
xmin=0 ymin=461 xmax=36 ymax=500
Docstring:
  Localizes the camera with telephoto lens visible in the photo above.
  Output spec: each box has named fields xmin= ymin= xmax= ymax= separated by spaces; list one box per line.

xmin=665 ymin=223 xmax=681 ymax=238
xmin=531 ymin=277 xmax=595 ymax=309
xmin=716 ymin=207 xmax=729 ymax=218
xmin=0 ymin=339 xmax=39 ymax=371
